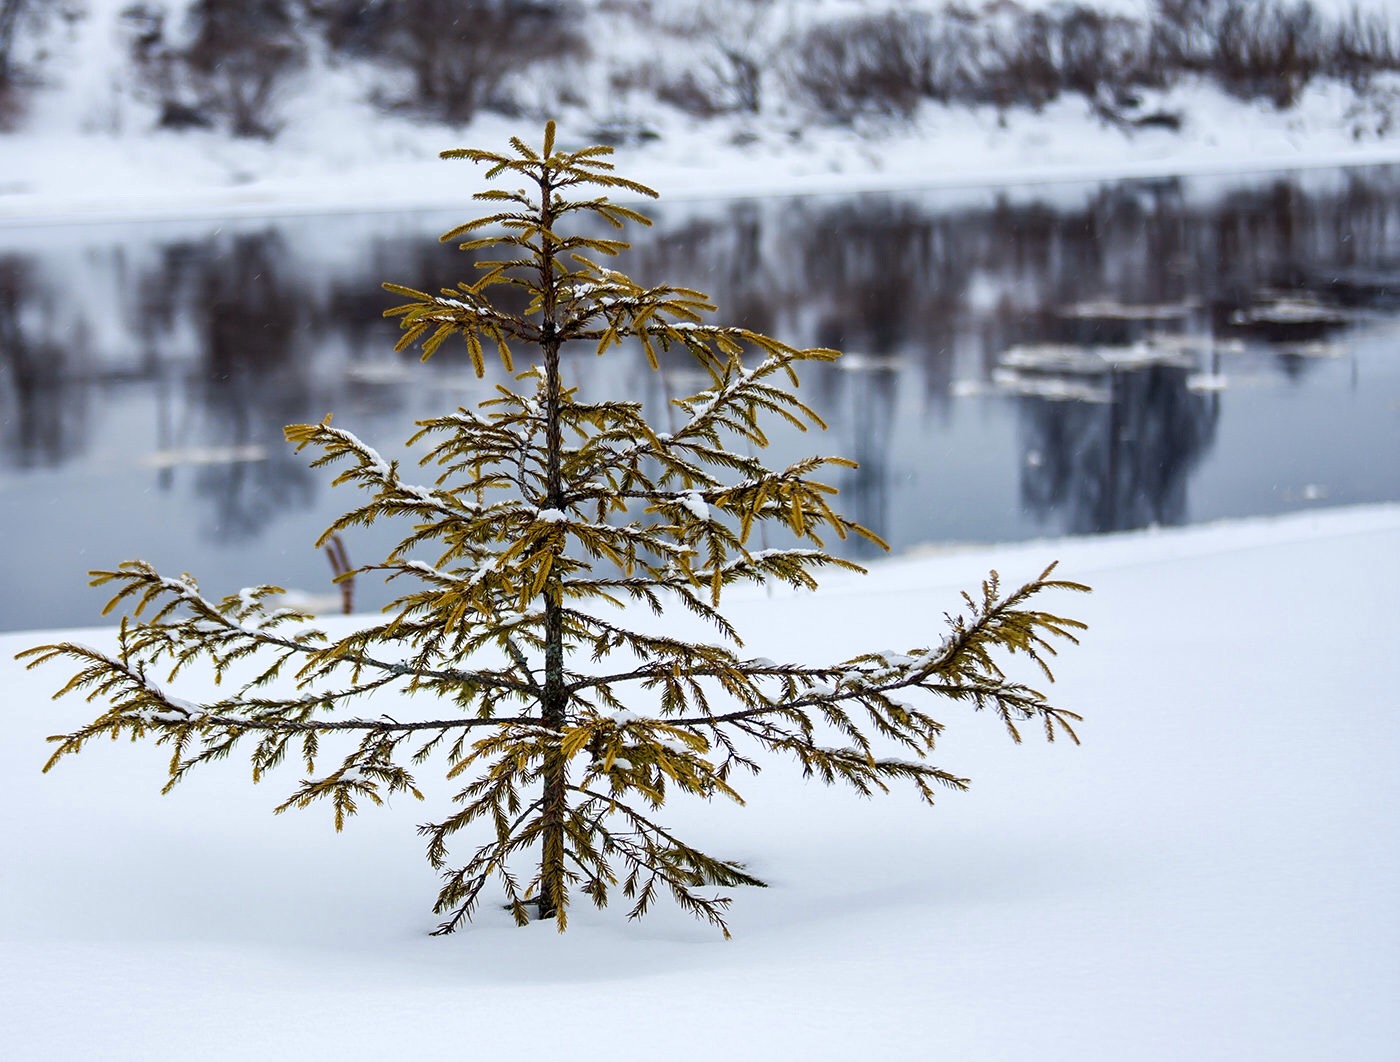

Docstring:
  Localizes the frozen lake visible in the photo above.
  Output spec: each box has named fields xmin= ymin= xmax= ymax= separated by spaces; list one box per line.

xmin=1 ymin=164 xmax=1398 ymax=630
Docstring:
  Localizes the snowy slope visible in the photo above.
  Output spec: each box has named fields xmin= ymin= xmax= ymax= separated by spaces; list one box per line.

xmin=4 ymin=0 xmax=1400 ymax=222
xmin=2 ymin=504 xmax=1397 ymax=1060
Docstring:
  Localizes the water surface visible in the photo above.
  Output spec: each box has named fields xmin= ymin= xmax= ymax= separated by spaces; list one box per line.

xmin=1 ymin=166 xmax=1397 ymax=630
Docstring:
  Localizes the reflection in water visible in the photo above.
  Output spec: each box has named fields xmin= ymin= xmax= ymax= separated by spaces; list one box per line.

xmin=626 ymin=169 xmax=1398 ymax=539
xmin=0 ymin=254 xmax=91 ymax=467
xmin=1019 ymin=366 xmax=1219 ymax=535
xmin=186 ymin=233 xmax=316 ymax=541
xmin=111 ymin=230 xmax=323 ymax=540
xmin=1 ymin=166 xmax=1398 ymax=628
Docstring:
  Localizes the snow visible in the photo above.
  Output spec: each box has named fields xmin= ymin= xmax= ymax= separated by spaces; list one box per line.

xmin=323 ymin=425 xmax=391 ymax=479
xmin=3 ymin=3 xmax=1400 ymax=225
xmin=3 ymin=505 xmax=1397 ymax=1060
xmin=403 ymin=560 xmax=451 ymax=583
xmin=678 ymin=491 xmax=711 ymax=522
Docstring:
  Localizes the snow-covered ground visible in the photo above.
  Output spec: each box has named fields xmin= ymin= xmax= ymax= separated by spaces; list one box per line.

xmin=3 ymin=504 xmax=1398 ymax=1060
xmin=5 ymin=0 xmax=1400 ymax=223
xmin=8 ymin=75 xmax=1400 ymax=225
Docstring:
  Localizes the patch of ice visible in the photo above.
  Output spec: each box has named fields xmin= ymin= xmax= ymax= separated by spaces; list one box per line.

xmin=1059 ymin=299 xmax=1195 ymax=321
xmin=991 ymin=368 xmax=1112 ymax=404
xmin=1230 ymin=298 xmax=1349 ymax=325
xmin=1186 ymin=373 xmax=1229 ymax=392
xmin=1275 ymin=341 xmax=1348 ymax=359
xmin=141 ymin=446 xmax=267 ymax=469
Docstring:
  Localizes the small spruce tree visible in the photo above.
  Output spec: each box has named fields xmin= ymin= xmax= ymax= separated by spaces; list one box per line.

xmin=19 ymin=125 xmax=1088 ymax=936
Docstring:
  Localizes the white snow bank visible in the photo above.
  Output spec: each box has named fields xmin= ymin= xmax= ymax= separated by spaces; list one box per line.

xmin=9 ymin=0 xmax=1400 ymax=226
xmin=2 ymin=504 xmax=1397 ymax=1060
xmin=5 ymin=71 xmax=1400 ymax=225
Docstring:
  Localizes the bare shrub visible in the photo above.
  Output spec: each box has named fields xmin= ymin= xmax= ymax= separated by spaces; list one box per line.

xmin=1149 ymin=0 xmax=1400 ymax=101
xmin=612 ymin=0 xmax=776 ymax=119
xmin=784 ymin=11 xmax=933 ymax=122
xmin=928 ymin=4 xmax=1156 ymax=113
xmin=185 ymin=7 xmax=305 ymax=137
xmin=1149 ymin=0 xmax=1218 ymax=74
xmin=302 ymin=0 xmax=391 ymax=57
xmin=921 ymin=9 xmax=981 ymax=105
xmin=351 ymin=0 xmax=586 ymax=125
xmin=655 ymin=69 xmax=726 ymax=119
xmin=684 ymin=0 xmax=774 ymax=115
xmin=1330 ymin=5 xmax=1400 ymax=85
xmin=0 ymin=0 xmax=53 ymax=129
xmin=979 ymin=11 xmax=1061 ymax=110
xmin=1213 ymin=0 xmax=1325 ymax=106
xmin=0 ymin=0 xmax=31 ymax=89
xmin=126 ymin=0 xmax=306 ymax=138
xmin=1056 ymin=6 xmax=1158 ymax=99
xmin=782 ymin=3 xmax=1171 ymax=123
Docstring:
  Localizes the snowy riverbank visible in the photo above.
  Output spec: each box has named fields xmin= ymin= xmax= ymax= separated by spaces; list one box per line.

xmin=3 ymin=504 xmax=1398 ymax=1060
xmin=7 ymin=75 xmax=1400 ymax=227
xmin=5 ymin=0 xmax=1400 ymax=225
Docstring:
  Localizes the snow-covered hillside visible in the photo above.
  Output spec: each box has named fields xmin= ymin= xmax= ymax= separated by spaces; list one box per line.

xmin=3 ymin=0 xmax=1400 ymax=221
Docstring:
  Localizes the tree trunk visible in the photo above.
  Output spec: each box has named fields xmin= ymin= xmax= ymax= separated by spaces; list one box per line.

xmin=536 ymin=171 xmax=568 ymax=922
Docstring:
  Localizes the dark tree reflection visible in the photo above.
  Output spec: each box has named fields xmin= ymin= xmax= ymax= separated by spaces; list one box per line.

xmin=123 ymin=231 xmax=319 ymax=541
xmin=190 ymin=233 xmax=316 ymax=541
xmin=837 ymin=364 xmax=900 ymax=558
xmin=0 ymin=255 xmax=90 ymax=467
xmin=1019 ymin=367 xmax=1219 ymax=534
